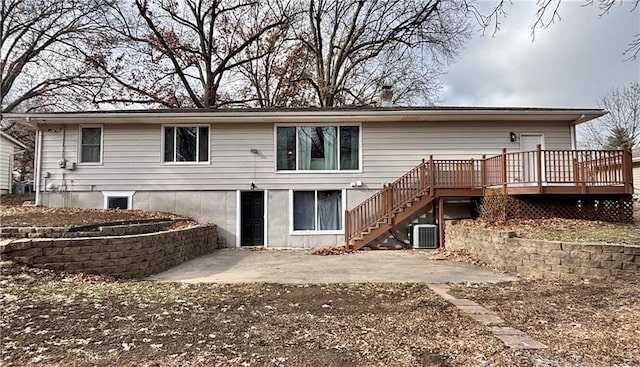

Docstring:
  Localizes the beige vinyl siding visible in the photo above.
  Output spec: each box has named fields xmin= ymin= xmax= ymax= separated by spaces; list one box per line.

xmin=38 ymin=120 xmax=572 ymax=192
xmin=1 ymin=137 xmax=15 ymax=192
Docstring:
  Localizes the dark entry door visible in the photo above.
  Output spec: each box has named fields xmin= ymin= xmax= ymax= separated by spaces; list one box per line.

xmin=241 ymin=191 xmax=264 ymax=246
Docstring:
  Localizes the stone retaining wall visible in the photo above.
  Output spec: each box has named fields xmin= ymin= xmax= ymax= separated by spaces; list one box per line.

xmin=446 ymin=222 xmax=640 ymax=279
xmin=0 ymin=224 xmax=217 ymax=278
xmin=0 ymin=221 xmax=175 ymax=239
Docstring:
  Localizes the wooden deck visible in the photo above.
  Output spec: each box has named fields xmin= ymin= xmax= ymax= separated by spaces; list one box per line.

xmin=345 ymin=146 xmax=633 ymax=250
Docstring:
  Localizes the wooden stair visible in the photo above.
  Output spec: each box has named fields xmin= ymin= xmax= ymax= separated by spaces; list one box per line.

xmin=348 ymin=194 xmax=435 ymax=250
xmin=345 ymin=158 xmax=439 ymax=251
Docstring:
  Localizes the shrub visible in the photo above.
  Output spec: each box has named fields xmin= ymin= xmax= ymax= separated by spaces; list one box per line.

xmin=480 ymin=191 xmax=512 ymax=223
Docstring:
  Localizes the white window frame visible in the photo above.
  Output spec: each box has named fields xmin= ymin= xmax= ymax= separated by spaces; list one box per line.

xmin=288 ymin=189 xmax=346 ymax=235
xmin=161 ymin=124 xmax=211 ymax=165
xmin=78 ymin=125 xmax=103 ymax=165
xmin=102 ymin=191 xmax=135 ymax=209
xmin=274 ymin=123 xmax=362 ymax=173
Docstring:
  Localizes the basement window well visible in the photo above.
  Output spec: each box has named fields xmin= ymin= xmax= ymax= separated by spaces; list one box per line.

xmin=102 ymin=191 xmax=135 ymax=210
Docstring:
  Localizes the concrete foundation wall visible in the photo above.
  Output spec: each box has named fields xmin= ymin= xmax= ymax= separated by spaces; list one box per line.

xmin=39 ymin=189 xmax=475 ymax=248
xmin=0 ymin=224 xmax=217 ymax=278
xmin=446 ymin=222 xmax=640 ymax=279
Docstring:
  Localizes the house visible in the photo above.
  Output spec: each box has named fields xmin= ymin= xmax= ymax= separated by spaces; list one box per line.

xmin=0 ymin=131 xmax=27 ymax=194
xmin=5 ymin=107 xmax=634 ymax=248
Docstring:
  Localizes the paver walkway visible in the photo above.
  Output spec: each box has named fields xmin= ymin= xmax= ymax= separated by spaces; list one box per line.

xmin=150 ymin=248 xmax=517 ymax=284
xmin=428 ymin=283 xmax=548 ymax=349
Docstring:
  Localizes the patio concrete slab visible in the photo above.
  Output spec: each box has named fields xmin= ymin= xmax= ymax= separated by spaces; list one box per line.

xmin=149 ymin=249 xmax=517 ymax=284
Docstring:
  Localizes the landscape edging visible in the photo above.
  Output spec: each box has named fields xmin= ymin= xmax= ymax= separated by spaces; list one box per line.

xmin=446 ymin=222 xmax=640 ymax=279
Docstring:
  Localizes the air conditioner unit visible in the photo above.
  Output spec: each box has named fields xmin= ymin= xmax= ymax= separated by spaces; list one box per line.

xmin=411 ymin=224 xmax=438 ymax=249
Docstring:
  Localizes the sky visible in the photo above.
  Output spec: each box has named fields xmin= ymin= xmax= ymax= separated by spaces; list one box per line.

xmin=441 ymin=0 xmax=640 ymax=108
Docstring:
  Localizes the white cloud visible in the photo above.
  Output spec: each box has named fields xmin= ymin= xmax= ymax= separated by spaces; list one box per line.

xmin=441 ymin=1 xmax=640 ymax=107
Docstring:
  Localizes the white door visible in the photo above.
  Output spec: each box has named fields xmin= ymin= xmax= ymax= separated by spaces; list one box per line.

xmin=520 ymin=134 xmax=544 ymax=183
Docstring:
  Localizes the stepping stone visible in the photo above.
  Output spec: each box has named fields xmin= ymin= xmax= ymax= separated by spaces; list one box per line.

xmin=488 ymin=327 xmax=548 ymax=349
xmin=426 ymin=283 xmax=456 ymax=300
xmin=470 ymin=313 xmax=505 ymax=325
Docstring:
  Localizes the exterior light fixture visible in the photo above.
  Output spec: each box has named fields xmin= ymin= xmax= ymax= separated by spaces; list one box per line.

xmin=510 ymin=132 xmax=517 ymax=142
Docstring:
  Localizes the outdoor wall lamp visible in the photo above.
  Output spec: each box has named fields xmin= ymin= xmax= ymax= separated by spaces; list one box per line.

xmin=510 ymin=132 xmax=517 ymax=142
xmin=250 ymin=182 xmax=256 ymax=190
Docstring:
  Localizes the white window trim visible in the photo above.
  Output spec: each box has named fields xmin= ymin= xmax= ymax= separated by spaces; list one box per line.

xmin=288 ymin=189 xmax=346 ymax=235
xmin=78 ymin=125 xmax=103 ymax=165
xmin=160 ymin=124 xmax=211 ymax=165
xmin=102 ymin=191 xmax=135 ymax=209
xmin=274 ymin=123 xmax=363 ymax=173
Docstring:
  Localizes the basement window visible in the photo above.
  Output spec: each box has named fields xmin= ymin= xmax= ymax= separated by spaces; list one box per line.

xmin=102 ymin=191 xmax=134 ymax=210
xmin=290 ymin=189 xmax=344 ymax=234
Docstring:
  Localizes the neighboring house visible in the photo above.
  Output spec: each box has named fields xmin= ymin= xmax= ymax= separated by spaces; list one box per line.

xmin=5 ymin=107 xmax=634 ymax=248
xmin=633 ymin=157 xmax=640 ymax=197
xmin=0 ymin=131 xmax=27 ymax=194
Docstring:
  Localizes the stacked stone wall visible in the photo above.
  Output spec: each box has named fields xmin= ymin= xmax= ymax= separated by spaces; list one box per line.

xmin=446 ymin=222 xmax=639 ymax=279
xmin=0 ymin=221 xmax=174 ymax=239
xmin=0 ymin=225 xmax=217 ymax=278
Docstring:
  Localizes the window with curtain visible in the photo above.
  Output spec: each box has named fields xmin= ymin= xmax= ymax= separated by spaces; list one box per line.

xmin=163 ymin=126 xmax=209 ymax=162
xmin=80 ymin=127 xmax=102 ymax=163
xmin=277 ymin=125 xmax=359 ymax=171
xmin=293 ymin=190 xmax=342 ymax=232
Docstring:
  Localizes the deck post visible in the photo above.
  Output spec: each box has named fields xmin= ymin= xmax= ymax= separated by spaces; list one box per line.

xmin=536 ymin=144 xmax=543 ymax=193
xmin=344 ymin=210 xmax=350 ymax=246
xmin=573 ymin=158 xmax=585 ymax=194
xmin=383 ymin=184 xmax=389 ymax=219
xmin=501 ymin=148 xmax=507 ymax=193
xmin=438 ymin=197 xmax=445 ymax=248
xmin=420 ymin=159 xmax=426 ymax=192
xmin=481 ymin=154 xmax=486 ymax=191
xmin=622 ymin=144 xmax=632 ymax=193
xmin=429 ymin=155 xmax=435 ymax=195
xmin=469 ymin=158 xmax=475 ymax=189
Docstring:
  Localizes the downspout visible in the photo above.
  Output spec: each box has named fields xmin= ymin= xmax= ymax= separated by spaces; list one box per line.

xmin=570 ymin=114 xmax=586 ymax=150
xmin=34 ymin=125 xmax=43 ymax=206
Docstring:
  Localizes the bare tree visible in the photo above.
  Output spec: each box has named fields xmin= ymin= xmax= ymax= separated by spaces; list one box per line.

xmin=0 ymin=0 xmax=107 ymax=115
xmin=86 ymin=0 xmax=290 ymax=109
xmin=232 ymin=5 xmax=315 ymax=108
xmin=467 ymin=0 xmax=640 ymax=60
xmin=290 ymin=0 xmax=469 ymax=107
xmin=580 ymin=81 xmax=640 ymax=149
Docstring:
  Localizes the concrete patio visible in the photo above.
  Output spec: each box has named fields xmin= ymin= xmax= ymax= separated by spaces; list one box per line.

xmin=149 ymin=249 xmax=517 ymax=284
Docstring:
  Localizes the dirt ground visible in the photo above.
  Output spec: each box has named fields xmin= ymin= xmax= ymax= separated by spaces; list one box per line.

xmin=2 ymin=264 xmax=639 ymax=367
xmin=0 ymin=203 xmax=188 ymax=228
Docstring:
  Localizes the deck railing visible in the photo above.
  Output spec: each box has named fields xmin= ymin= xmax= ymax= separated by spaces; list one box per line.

xmin=345 ymin=146 xmax=633 ymax=245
